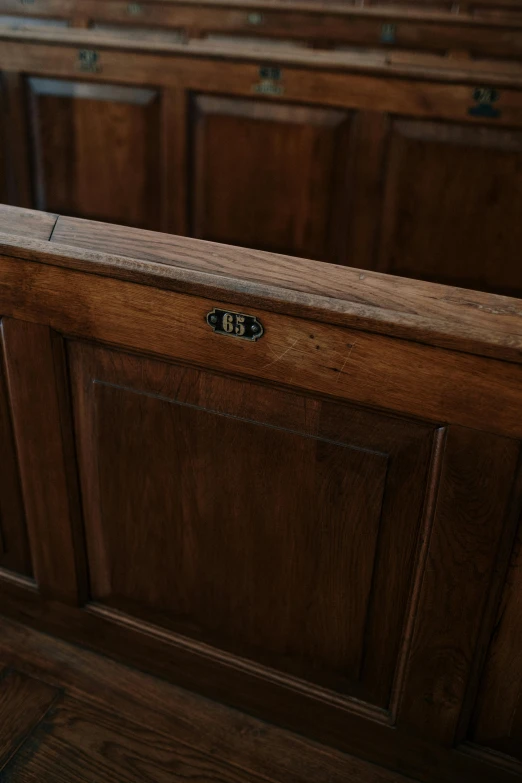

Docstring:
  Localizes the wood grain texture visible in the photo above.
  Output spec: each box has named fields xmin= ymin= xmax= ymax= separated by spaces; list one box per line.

xmin=0 ymin=615 xmax=415 ymax=783
xmin=191 ymin=95 xmax=352 ymax=261
xmin=0 ymin=204 xmax=56 ymax=239
xmin=0 ymin=333 xmax=31 ymax=576
xmin=3 ymin=695 xmax=284 ymax=783
xmin=1 ymin=210 xmax=522 ymax=783
xmin=377 ymin=119 xmax=522 ymax=297
xmin=0 ymin=669 xmax=59 ymax=770
xmin=472 ymin=517 xmax=522 ymax=760
xmin=398 ymin=427 xmax=522 ymax=745
xmin=1 ymin=574 xmax=521 ymax=783
xmin=27 ymin=78 xmax=163 ymax=230
xmin=3 ymin=23 xmax=522 ymax=299
xmin=0 ymin=319 xmax=84 ymax=603
xmin=2 ymin=251 xmax=522 ymax=440
xmin=2 ymin=24 xmax=522 ymax=85
xmin=69 ymin=341 xmax=434 ymax=706
xmin=4 ymin=214 xmax=522 ymax=366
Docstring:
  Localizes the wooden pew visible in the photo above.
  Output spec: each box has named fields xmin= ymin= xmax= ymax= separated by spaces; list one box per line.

xmin=2 ymin=0 xmax=522 ymax=61
xmin=2 ymin=27 xmax=522 ymax=296
xmin=0 ymin=204 xmax=521 ymax=782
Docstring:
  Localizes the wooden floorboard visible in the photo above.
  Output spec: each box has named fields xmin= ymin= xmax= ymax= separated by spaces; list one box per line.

xmin=0 ymin=615 xmax=416 ymax=783
xmin=0 ymin=669 xmax=59 ymax=772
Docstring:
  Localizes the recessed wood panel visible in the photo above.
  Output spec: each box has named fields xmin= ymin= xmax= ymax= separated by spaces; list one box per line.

xmin=0 ymin=324 xmax=31 ymax=576
xmin=69 ymin=341 xmax=435 ymax=706
xmin=26 ymin=78 xmax=162 ymax=230
xmin=378 ymin=120 xmax=522 ymax=297
xmin=191 ymin=95 xmax=352 ymax=261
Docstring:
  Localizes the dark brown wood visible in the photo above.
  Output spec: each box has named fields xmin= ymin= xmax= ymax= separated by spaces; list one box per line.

xmin=397 ymin=427 xmax=522 ymax=744
xmin=0 ymin=210 xmax=522 ymax=782
xmin=3 ymin=249 xmax=522 ymax=441
xmin=2 ymin=70 xmax=32 ymax=208
xmin=471 ymin=518 xmax=522 ymax=761
xmin=1 ymin=319 xmax=84 ymax=603
xmin=191 ymin=95 xmax=352 ymax=261
xmin=0 ymin=669 xmax=59 ymax=770
xmin=68 ymin=340 xmax=435 ymax=706
xmin=0 ymin=616 xmax=414 ymax=783
xmin=377 ymin=120 xmax=522 ymax=297
xmin=5 ymin=0 xmax=522 ymax=63
xmin=27 ymin=77 xmax=163 ymax=229
xmin=0 ymin=334 xmax=32 ymax=576
xmin=3 ymin=28 xmax=522 ymax=294
xmin=4 ymin=695 xmax=283 ymax=783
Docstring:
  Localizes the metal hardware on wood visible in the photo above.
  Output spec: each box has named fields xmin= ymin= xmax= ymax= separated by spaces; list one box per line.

xmin=381 ymin=23 xmax=396 ymax=43
xmin=247 ymin=12 xmax=264 ymax=25
xmin=207 ymin=309 xmax=264 ymax=341
xmin=253 ymin=65 xmax=284 ymax=97
xmin=77 ymin=49 xmax=101 ymax=73
xmin=469 ymin=86 xmax=500 ymax=119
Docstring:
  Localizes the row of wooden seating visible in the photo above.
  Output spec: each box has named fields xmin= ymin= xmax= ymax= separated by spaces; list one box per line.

xmin=0 ymin=204 xmax=522 ymax=782
xmin=2 ymin=25 xmax=522 ymax=297
xmin=2 ymin=0 xmax=522 ymax=61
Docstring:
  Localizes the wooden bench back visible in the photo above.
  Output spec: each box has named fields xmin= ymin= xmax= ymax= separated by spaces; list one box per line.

xmin=2 ymin=28 xmax=522 ymax=297
xmin=0 ymin=204 xmax=521 ymax=782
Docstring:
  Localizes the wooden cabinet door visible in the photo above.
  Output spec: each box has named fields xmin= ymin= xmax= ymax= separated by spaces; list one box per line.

xmin=191 ymin=95 xmax=352 ymax=261
xmin=26 ymin=78 xmax=162 ymax=230
xmin=0 ymin=327 xmax=31 ymax=577
xmin=377 ymin=120 xmax=522 ymax=297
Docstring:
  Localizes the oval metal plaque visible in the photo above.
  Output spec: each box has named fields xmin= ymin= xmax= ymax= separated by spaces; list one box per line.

xmin=207 ymin=309 xmax=264 ymax=341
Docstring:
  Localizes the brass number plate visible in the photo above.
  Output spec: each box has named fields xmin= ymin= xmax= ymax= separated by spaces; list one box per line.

xmin=253 ymin=65 xmax=283 ymax=96
xmin=207 ymin=309 xmax=264 ymax=341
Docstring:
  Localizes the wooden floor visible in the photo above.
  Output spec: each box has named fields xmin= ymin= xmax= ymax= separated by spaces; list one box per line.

xmin=0 ymin=616 xmax=415 ymax=783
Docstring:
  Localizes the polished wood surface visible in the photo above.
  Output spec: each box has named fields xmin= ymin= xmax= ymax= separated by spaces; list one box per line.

xmin=27 ymin=78 xmax=162 ymax=228
xmin=0 ymin=207 xmax=522 ymax=781
xmin=3 ymin=0 xmax=522 ymax=62
xmin=2 ymin=27 xmax=522 ymax=294
xmin=0 ymin=616 xmax=414 ymax=783
xmin=377 ymin=119 xmax=522 ymax=295
xmin=191 ymin=96 xmax=351 ymax=260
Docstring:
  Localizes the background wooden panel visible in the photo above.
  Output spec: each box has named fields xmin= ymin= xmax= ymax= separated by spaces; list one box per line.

xmin=0 ymin=329 xmax=32 ymax=576
xmin=69 ymin=341 xmax=435 ymax=707
xmin=191 ymin=95 xmax=352 ymax=261
xmin=377 ymin=119 xmax=522 ymax=297
xmin=2 ymin=71 xmax=32 ymax=207
xmin=26 ymin=77 xmax=163 ymax=230
xmin=471 ymin=517 xmax=522 ymax=761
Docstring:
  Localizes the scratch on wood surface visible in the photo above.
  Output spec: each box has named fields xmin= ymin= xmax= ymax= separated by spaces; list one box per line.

xmin=262 ymin=338 xmax=299 ymax=371
xmin=336 ymin=341 xmax=357 ymax=383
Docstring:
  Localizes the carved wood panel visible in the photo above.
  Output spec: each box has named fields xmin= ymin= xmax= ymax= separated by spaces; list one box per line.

xmin=69 ymin=340 xmax=437 ymax=710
